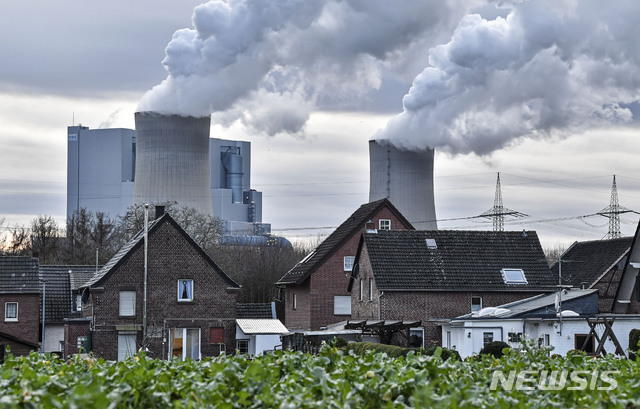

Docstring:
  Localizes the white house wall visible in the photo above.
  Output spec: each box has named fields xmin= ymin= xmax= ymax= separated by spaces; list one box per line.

xmin=44 ymin=325 xmax=65 ymax=353
xmin=444 ymin=317 xmax=640 ymax=358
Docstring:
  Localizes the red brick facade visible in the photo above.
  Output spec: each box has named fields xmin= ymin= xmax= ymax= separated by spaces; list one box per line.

xmin=83 ymin=217 xmax=239 ymax=360
xmin=285 ymin=206 xmax=412 ymax=330
xmin=0 ymin=293 xmax=40 ymax=346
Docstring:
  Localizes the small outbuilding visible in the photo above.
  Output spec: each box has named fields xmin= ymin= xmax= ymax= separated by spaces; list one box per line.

xmin=235 ymin=319 xmax=289 ymax=357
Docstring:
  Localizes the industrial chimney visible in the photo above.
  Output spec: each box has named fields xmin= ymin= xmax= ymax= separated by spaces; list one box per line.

xmin=369 ymin=139 xmax=437 ymax=229
xmin=133 ymin=112 xmax=214 ymax=216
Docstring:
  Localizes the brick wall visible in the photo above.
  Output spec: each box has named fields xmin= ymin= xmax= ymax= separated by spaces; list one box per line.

xmin=64 ymin=319 xmax=91 ymax=358
xmin=284 ymin=280 xmax=311 ymax=330
xmin=0 ymin=294 xmax=40 ymax=344
xmin=88 ymin=219 xmax=238 ymax=360
xmin=285 ymin=206 xmax=412 ymax=331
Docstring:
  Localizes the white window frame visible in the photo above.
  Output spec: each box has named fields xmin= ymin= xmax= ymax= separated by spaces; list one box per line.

xmin=379 ymin=219 xmax=391 ymax=230
xmin=368 ymin=279 xmax=373 ymax=301
xmin=471 ymin=296 xmax=482 ymax=312
xmin=483 ymin=332 xmax=494 ymax=346
xmin=292 ymin=293 xmax=297 ymax=310
xmin=501 ymin=268 xmax=528 ymax=284
xmin=118 ymin=332 xmax=137 ymax=361
xmin=177 ymin=279 xmax=194 ymax=302
xmin=77 ymin=336 xmax=88 ymax=351
xmin=343 ymin=256 xmax=355 ymax=272
xmin=119 ymin=291 xmax=136 ymax=316
xmin=4 ymin=302 xmax=18 ymax=322
xmin=333 ymin=295 xmax=352 ymax=315
xmin=169 ymin=328 xmax=201 ymax=360
xmin=359 ymin=279 xmax=363 ymax=301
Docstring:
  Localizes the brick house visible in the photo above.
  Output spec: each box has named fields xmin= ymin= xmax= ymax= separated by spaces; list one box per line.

xmin=39 ymin=265 xmax=95 ymax=356
xmin=0 ymin=256 xmax=41 ymax=356
xmin=550 ymin=237 xmax=640 ymax=313
xmin=80 ymin=212 xmax=241 ymax=361
xmin=348 ymin=229 xmax=557 ymax=346
xmin=276 ymin=199 xmax=413 ymax=331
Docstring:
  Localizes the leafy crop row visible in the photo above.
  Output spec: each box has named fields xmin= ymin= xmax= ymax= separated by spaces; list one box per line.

xmin=1 ymin=345 xmax=640 ymax=408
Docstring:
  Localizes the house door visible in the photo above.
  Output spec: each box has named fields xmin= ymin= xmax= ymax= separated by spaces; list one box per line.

xmin=117 ymin=332 xmax=137 ymax=361
xmin=170 ymin=328 xmax=201 ymax=360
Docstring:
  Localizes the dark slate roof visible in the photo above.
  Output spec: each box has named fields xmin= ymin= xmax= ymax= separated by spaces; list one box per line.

xmin=550 ymin=237 xmax=633 ymax=288
xmin=39 ymin=266 xmax=72 ymax=324
xmin=82 ymin=213 xmax=240 ymax=289
xmin=276 ymin=199 xmax=413 ymax=285
xmin=237 ymin=303 xmax=275 ymax=319
xmin=360 ymin=229 xmax=556 ymax=292
xmin=0 ymin=256 xmax=41 ymax=294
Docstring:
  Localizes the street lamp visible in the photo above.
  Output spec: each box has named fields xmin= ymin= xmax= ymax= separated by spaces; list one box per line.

xmin=40 ymin=279 xmax=46 ymax=353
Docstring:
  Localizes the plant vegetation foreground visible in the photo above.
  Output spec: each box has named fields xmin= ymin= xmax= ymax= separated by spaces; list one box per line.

xmin=1 ymin=344 xmax=639 ymax=408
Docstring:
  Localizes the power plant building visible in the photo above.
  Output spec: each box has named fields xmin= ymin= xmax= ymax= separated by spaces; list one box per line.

xmin=369 ymin=139 xmax=437 ymax=230
xmin=67 ymin=123 xmax=268 ymax=235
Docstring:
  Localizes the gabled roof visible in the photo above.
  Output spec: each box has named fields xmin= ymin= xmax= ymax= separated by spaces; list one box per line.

xmin=0 ymin=256 xmax=40 ymax=294
xmin=236 ymin=318 xmax=289 ymax=335
xmin=355 ymin=229 xmax=556 ymax=292
xmin=39 ymin=266 xmax=73 ymax=323
xmin=550 ymin=237 xmax=633 ymax=288
xmin=276 ymin=199 xmax=413 ymax=285
xmin=453 ymin=289 xmax=599 ymax=320
xmin=237 ymin=303 xmax=276 ymax=319
xmin=82 ymin=213 xmax=240 ymax=289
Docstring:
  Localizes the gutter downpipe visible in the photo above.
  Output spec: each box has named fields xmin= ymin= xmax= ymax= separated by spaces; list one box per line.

xmin=143 ymin=204 xmax=149 ymax=341
xmin=378 ymin=291 xmax=384 ymax=320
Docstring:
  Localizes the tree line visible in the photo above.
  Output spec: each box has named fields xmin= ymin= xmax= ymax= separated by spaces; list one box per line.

xmin=0 ymin=205 xmax=316 ymax=304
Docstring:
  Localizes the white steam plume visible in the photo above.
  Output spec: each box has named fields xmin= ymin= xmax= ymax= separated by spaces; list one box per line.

xmin=377 ymin=0 xmax=640 ymax=155
xmin=137 ymin=0 xmax=471 ymax=135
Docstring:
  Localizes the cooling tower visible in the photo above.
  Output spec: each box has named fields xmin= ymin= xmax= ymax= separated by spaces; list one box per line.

xmin=133 ymin=112 xmax=214 ymax=216
xmin=369 ymin=140 xmax=437 ymax=229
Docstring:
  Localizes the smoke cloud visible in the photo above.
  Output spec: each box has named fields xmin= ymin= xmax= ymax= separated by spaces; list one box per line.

xmin=137 ymin=0 xmax=469 ymax=135
xmin=138 ymin=0 xmax=640 ymax=154
xmin=377 ymin=0 xmax=640 ymax=155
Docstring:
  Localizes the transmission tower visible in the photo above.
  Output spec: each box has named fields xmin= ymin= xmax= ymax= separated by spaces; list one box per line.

xmin=474 ymin=172 xmax=528 ymax=231
xmin=597 ymin=175 xmax=636 ymax=239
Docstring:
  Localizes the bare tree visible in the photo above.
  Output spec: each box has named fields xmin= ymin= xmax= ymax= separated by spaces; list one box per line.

xmin=30 ymin=215 xmax=61 ymax=264
xmin=7 ymin=224 xmax=29 ymax=256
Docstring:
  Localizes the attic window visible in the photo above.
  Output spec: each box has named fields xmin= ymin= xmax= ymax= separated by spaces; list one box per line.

xmin=425 ymin=239 xmax=437 ymax=249
xmin=501 ymin=268 xmax=527 ymax=284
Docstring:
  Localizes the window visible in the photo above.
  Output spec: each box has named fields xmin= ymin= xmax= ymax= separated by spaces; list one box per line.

xmin=409 ymin=328 xmax=424 ymax=348
xmin=369 ymin=279 xmax=373 ymax=301
xmin=379 ymin=219 xmax=391 ymax=230
xmin=118 ymin=332 xmax=136 ymax=361
xmin=501 ymin=268 xmax=528 ymax=284
xmin=74 ymin=294 xmax=82 ymax=312
xmin=334 ymin=295 xmax=352 ymax=315
xmin=292 ymin=293 xmax=297 ymax=310
xmin=508 ymin=332 xmax=522 ymax=343
xmin=119 ymin=291 xmax=136 ymax=316
xmin=178 ymin=279 xmax=194 ymax=302
xmin=210 ymin=327 xmax=225 ymax=344
xmin=237 ymin=339 xmax=249 ymax=355
xmin=359 ymin=279 xmax=363 ymax=301
xmin=471 ymin=296 xmax=482 ymax=312
xmin=425 ymin=238 xmax=437 ymax=249
xmin=636 ymin=274 xmax=640 ymax=301
xmin=77 ymin=336 xmax=88 ymax=351
xmin=344 ymin=256 xmax=355 ymax=271
xmin=575 ymin=334 xmax=595 ymax=353
xmin=170 ymin=328 xmax=200 ymax=360
xmin=5 ymin=302 xmax=18 ymax=321
xmin=446 ymin=331 xmax=452 ymax=349
xmin=483 ymin=332 xmax=494 ymax=346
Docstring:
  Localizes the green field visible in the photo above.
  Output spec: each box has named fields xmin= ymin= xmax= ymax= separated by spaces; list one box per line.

xmin=1 ymin=345 xmax=639 ymax=408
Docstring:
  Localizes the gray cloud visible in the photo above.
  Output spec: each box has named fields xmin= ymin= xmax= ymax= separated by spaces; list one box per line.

xmin=137 ymin=0 xmax=473 ymax=133
xmin=377 ymin=0 xmax=640 ymax=154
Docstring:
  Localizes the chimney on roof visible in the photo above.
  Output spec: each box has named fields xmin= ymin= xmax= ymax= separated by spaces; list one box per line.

xmin=155 ymin=205 xmax=165 ymax=219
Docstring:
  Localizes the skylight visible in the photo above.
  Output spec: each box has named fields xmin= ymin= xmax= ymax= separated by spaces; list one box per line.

xmin=425 ymin=238 xmax=437 ymax=249
xmin=501 ymin=268 xmax=527 ymax=284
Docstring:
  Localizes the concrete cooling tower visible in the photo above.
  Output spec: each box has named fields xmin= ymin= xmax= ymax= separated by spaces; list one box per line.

xmin=133 ymin=112 xmax=214 ymax=216
xmin=369 ymin=139 xmax=437 ymax=230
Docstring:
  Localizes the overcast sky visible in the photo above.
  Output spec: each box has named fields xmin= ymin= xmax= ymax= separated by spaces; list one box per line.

xmin=1 ymin=0 xmax=640 ymax=250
